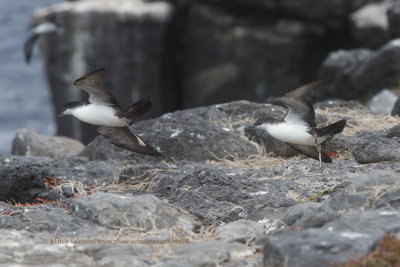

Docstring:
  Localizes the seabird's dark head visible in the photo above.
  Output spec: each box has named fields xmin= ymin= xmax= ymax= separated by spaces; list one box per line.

xmin=254 ymin=116 xmax=278 ymax=127
xmin=58 ymin=101 xmax=85 ymax=117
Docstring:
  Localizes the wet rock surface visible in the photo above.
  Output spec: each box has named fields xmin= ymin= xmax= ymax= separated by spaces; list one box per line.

xmin=2 ymin=100 xmax=400 ymax=266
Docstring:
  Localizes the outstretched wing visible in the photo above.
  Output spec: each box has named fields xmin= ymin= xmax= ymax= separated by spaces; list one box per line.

xmin=314 ymin=119 xmax=346 ymax=137
xmin=98 ymin=126 xmax=161 ymax=157
xmin=74 ymin=68 xmax=119 ymax=106
xmin=277 ymin=79 xmax=327 ymax=127
xmin=287 ymin=143 xmax=332 ymax=163
xmin=121 ymin=98 xmax=154 ymax=121
xmin=23 ymin=33 xmax=38 ymax=64
xmin=24 ymin=21 xmax=57 ymax=64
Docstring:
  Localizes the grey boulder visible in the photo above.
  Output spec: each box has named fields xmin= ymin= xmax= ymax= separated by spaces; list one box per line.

xmin=158 ymin=241 xmax=255 ymax=267
xmin=80 ymin=101 xmax=266 ymax=162
xmin=281 ymin=202 xmax=339 ymax=228
xmin=12 ymin=128 xmax=84 ymax=158
xmin=263 ymin=228 xmax=381 ymax=267
xmin=351 ymin=127 xmax=400 ymax=163
xmin=349 ymin=1 xmax=391 ymax=48
xmin=72 ymin=192 xmax=196 ymax=235
xmin=215 ymin=219 xmax=266 ymax=243
xmin=319 ymin=38 xmax=400 ymax=100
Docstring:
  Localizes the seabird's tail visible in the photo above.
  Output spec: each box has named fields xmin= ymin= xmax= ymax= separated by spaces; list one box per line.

xmin=315 ymin=119 xmax=346 ymax=137
xmin=125 ymin=98 xmax=154 ymax=120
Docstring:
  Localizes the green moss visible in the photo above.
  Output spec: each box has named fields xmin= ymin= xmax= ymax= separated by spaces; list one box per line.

xmin=296 ymin=193 xmax=321 ymax=202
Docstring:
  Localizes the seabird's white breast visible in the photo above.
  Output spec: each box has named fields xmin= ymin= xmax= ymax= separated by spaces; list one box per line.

xmin=70 ymin=104 xmax=125 ymax=127
xmin=260 ymin=122 xmax=327 ymax=146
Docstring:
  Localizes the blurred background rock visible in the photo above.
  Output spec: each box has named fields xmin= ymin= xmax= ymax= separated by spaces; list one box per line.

xmin=1 ymin=0 xmax=400 ymax=154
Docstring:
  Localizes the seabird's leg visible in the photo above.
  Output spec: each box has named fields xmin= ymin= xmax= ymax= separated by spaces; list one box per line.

xmin=124 ymin=121 xmax=139 ymax=136
xmin=314 ymin=135 xmax=322 ymax=170
xmin=124 ymin=121 xmax=146 ymax=147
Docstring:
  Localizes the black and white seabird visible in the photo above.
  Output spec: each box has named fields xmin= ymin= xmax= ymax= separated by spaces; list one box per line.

xmin=59 ymin=68 xmax=161 ymax=156
xmin=24 ymin=21 xmax=57 ymax=64
xmin=254 ymin=79 xmax=346 ymax=167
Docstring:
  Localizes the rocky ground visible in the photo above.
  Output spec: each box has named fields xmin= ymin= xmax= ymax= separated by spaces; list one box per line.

xmin=1 ymin=100 xmax=400 ymax=266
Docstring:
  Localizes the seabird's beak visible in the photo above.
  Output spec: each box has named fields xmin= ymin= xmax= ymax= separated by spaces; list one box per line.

xmin=248 ymin=124 xmax=257 ymax=130
xmin=58 ymin=112 xmax=65 ymax=118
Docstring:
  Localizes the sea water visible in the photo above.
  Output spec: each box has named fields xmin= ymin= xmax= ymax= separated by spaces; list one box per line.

xmin=0 ymin=0 xmax=62 ymax=155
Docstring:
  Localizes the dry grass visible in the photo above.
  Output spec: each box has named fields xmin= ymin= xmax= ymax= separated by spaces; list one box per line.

xmin=204 ymin=105 xmax=400 ymax=170
xmin=207 ymin=107 xmax=258 ymax=132
xmin=98 ymin=168 xmax=174 ymax=193
xmin=315 ymin=106 xmax=400 ymax=136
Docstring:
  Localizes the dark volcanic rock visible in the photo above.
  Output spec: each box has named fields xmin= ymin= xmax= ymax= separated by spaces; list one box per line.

xmin=0 ymin=229 xmax=94 ymax=266
xmin=319 ymin=38 xmax=400 ymax=100
xmin=153 ymin=163 xmax=294 ymax=224
xmin=3 ymin=100 xmax=400 ymax=266
xmin=0 ymin=205 xmax=109 ymax=235
xmin=85 ymin=246 xmax=155 ymax=266
xmin=263 ymin=228 xmax=381 ymax=267
xmin=72 ymin=192 xmax=195 ymax=233
xmin=388 ymin=1 xmax=400 ymax=38
xmin=385 ymin=125 xmax=400 ymax=138
xmin=80 ymin=101 xmax=267 ymax=162
xmin=260 ymin=168 xmax=400 ymax=266
xmin=0 ymin=156 xmax=118 ymax=190
xmin=281 ymin=202 xmax=338 ymax=228
xmin=159 ymin=241 xmax=255 ymax=267
xmin=324 ymin=210 xmax=400 ymax=235
xmin=391 ymin=96 xmax=400 ymax=116
xmin=0 ymin=157 xmax=51 ymax=203
xmin=318 ymin=48 xmax=373 ymax=100
xmin=215 ymin=219 xmax=266 ymax=242
xmin=350 ymin=127 xmax=400 ymax=163
xmin=280 ymin=0 xmax=384 ymax=29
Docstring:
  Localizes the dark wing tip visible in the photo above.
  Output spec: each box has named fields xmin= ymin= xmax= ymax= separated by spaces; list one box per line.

xmin=23 ymin=34 xmax=38 ymax=64
xmin=74 ymin=68 xmax=107 ymax=87
xmin=125 ymin=98 xmax=155 ymax=119
xmin=144 ymin=148 xmax=162 ymax=157
xmin=282 ymin=78 xmax=329 ymax=99
xmin=315 ymin=119 xmax=347 ymax=137
xmin=287 ymin=143 xmax=332 ymax=163
xmin=98 ymin=126 xmax=161 ymax=157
